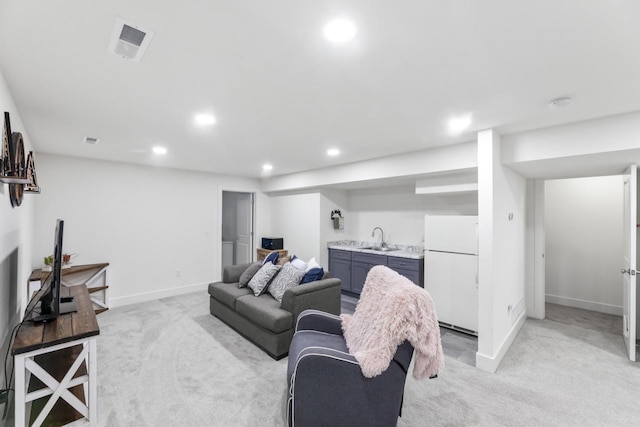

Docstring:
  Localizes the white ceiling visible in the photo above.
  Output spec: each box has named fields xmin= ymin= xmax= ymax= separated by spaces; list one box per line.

xmin=1 ymin=1 xmax=639 ymax=178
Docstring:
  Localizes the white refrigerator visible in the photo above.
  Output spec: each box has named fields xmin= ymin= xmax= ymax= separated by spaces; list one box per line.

xmin=424 ymin=215 xmax=478 ymax=334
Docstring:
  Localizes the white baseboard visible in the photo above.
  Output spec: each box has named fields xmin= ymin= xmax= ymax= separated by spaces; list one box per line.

xmin=476 ymin=309 xmax=527 ymax=373
xmin=110 ymin=282 xmax=210 ymax=308
xmin=545 ymin=293 xmax=622 ymax=316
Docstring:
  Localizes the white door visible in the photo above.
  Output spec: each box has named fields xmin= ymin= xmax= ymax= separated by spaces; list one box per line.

xmin=425 ymin=251 xmax=479 ymax=332
xmin=425 ymin=215 xmax=479 ymax=255
xmin=236 ymin=193 xmax=253 ymax=264
xmin=622 ymin=165 xmax=637 ymax=362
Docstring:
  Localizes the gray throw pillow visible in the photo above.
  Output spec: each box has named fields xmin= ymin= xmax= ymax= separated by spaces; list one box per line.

xmin=238 ymin=262 xmax=262 ymax=288
xmin=268 ymin=262 xmax=306 ymax=303
xmin=248 ymin=262 xmax=281 ymax=296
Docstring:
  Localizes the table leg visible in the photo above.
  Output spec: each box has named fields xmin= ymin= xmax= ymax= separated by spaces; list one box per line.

xmin=88 ymin=338 xmax=97 ymax=425
xmin=14 ymin=354 xmax=25 ymax=427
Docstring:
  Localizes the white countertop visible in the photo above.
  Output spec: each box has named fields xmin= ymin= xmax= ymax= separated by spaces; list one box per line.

xmin=327 ymin=244 xmax=424 ymax=260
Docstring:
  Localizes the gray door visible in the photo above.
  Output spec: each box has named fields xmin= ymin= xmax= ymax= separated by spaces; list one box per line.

xmin=236 ymin=193 xmax=253 ymax=264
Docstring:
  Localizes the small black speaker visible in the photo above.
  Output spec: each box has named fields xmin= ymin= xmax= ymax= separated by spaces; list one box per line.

xmin=261 ymin=237 xmax=283 ymax=250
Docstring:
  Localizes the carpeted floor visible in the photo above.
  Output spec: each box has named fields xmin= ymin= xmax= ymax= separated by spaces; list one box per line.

xmin=95 ymin=291 xmax=640 ymax=427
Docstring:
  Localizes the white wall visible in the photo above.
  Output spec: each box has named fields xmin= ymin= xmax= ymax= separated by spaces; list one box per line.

xmin=544 ymin=176 xmax=624 ymax=315
xmin=33 ymin=154 xmax=262 ymax=307
xmin=502 ymin=111 xmax=640 ymax=179
xmin=319 ymin=189 xmax=349 ymax=267
xmin=269 ymin=192 xmax=321 ymax=265
xmin=347 ymin=185 xmax=478 ymax=246
xmin=268 ymin=186 xmax=477 ymax=269
xmin=0 ymin=68 xmax=35 ymax=390
xmin=262 ymin=142 xmax=477 ymax=192
xmin=477 ymin=129 xmax=528 ymax=373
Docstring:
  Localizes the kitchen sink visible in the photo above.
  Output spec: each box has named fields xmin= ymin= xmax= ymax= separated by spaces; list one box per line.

xmin=357 ymin=246 xmax=399 ymax=252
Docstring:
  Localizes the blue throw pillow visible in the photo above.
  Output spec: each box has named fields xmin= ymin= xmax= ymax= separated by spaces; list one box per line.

xmin=301 ymin=267 xmax=324 ymax=284
xmin=262 ymin=251 xmax=279 ymax=266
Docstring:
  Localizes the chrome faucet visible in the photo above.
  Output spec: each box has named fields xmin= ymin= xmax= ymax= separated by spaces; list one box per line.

xmin=371 ymin=227 xmax=386 ymax=248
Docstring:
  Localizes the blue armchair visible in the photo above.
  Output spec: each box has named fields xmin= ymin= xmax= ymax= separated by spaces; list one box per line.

xmin=286 ymin=309 xmax=414 ymax=427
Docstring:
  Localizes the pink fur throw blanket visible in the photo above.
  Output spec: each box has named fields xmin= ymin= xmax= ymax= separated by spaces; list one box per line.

xmin=341 ymin=265 xmax=444 ymax=379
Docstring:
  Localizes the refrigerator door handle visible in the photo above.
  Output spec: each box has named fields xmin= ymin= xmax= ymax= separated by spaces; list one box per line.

xmin=475 ymin=222 xmax=479 ymax=256
xmin=475 ymin=260 xmax=479 ymax=288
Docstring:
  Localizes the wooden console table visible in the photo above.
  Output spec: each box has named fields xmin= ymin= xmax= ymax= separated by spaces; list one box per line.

xmin=12 ymin=285 xmax=100 ymax=427
xmin=256 ymin=248 xmax=288 ymax=261
xmin=30 ymin=263 xmax=110 ymax=315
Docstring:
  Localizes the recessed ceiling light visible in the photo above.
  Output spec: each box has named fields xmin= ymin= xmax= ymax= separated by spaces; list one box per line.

xmin=194 ymin=113 xmax=217 ymax=126
xmin=152 ymin=146 xmax=167 ymax=155
xmin=83 ymin=136 xmax=101 ymax=145
xmin=262 ymin=164 xmax=273 ymax=171
xmin=327 ymin=148 xmax=340 ymax=157
xmin=548 ymin=97 xmax=572 ymax=109
xmin=448 ymin=115 xmax=472 ymax=134
xmin=324 ymin=19 xmax=357 ymax=43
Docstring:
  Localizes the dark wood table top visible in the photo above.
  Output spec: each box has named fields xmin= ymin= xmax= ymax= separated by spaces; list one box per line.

xmin=12 ymin=285 xmax=100 ymax=356
xmin=29 ymin=262 xmax=110 ymax=282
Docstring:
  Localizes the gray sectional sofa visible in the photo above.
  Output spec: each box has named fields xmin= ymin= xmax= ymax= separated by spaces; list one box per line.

xmin=208 ymin=262 xmax=342 ymax=359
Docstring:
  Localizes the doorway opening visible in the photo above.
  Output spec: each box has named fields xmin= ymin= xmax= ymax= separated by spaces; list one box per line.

xmin=539 ymin=173 xmax=638 ymax=361
xmin=221 ymin=191 xmax=254 ymax=270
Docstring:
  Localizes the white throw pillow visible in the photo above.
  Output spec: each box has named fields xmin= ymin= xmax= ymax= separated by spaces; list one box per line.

xmin=290 ymin=256 xmax=308 ymax=271
xmin=305 ymin=257 xmax=321 ymax=272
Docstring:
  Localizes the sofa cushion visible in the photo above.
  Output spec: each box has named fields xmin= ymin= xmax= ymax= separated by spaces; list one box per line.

xmin=290 ymin=255 xmax=308 ymax=271
xmin=262 ymin=251 xmax=279 ymax=265
xmin=239 ymin=262 xmax=262 ymax=288
xmin=268 ymin=262 xmax=306 ymax=302
xmin=305 ymin=257 xmax=321 ymax=272
xmin=236 ymin=294 xmax=293 ymax=334
xmin=248 ymin=262 xmax=281 ymax=296
xmin=301 ymin=267 xmax=325 ymax=284
xmin=208 ymin=281 xmax=253 ymax=310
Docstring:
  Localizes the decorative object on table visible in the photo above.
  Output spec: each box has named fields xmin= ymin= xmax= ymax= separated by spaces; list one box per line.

xmin=261 ymin=237 xmax=284 ymax=250
xmin=330 ymin=209 xmax=344 ymax=230
xmin=43 ymin=255 xmax=53 ymax=272
xmin=43 ymin=252 xmax=76 ymax=270
xmin=61 ymin=253 xmax=77 ymax=268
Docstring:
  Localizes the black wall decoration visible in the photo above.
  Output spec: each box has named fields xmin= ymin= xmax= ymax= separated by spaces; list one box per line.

xmin=0 ymin=111 xmax=40 ymax=206
xmin=24 ymin=151 xmax=40 ymax=194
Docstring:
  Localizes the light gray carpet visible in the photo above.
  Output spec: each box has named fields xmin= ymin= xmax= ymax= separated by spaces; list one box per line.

xmin=96 ymin=292 xmax=640 ymax=427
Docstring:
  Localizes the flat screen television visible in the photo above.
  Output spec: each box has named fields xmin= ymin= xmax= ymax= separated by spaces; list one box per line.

xmin=26 ymin=219 xmax=77 ymax=322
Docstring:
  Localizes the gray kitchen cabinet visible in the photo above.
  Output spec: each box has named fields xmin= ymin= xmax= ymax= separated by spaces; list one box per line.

xmin=387 ymin=256 xmax=424 ymax=288
xmin=350 ymin=252 xmax=387 ymax=295
xmin=328 ymin=248 xmax=424 ymax=296
xmin=328 ymin=249 xmax=352 ymax=292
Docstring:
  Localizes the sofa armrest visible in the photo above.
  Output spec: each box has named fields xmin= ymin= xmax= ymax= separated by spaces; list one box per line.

xmin=295 ymin=309 xmax=343 ymax=336
xmin=280 ymin=278 xmax=341 ymax=322
xmin=290 ymin=346 xmax=407 ymax=427
xmin=223 ymin=263 xmax=252 ymax=283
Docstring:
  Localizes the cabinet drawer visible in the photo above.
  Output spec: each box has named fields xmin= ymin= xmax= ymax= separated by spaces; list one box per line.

xmin=329 ymin=249 xmax=352 ymax=261
xmin=392 ymin=268 xmax=421 ymax=287
xmin=352 ymin=252 xmax=386 ymax=265
xmin=387 ymin=256 xmax=421 ymax=272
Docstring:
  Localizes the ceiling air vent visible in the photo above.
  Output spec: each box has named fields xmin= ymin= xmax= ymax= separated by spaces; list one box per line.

xmin=83 ymin=136 xmax=101 ymax=145
xmin=108 ymin=17 xmax=155 ymax=63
